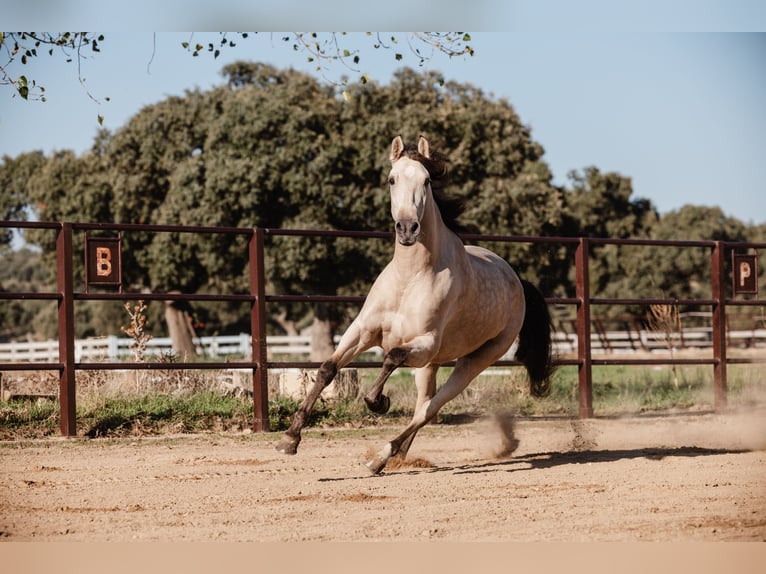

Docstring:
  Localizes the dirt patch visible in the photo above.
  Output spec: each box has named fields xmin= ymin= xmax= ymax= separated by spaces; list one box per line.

xmin=1 ymin=408 xmax=765 ymax=541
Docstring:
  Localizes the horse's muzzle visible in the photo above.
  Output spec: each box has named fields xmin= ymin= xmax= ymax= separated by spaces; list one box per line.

xmin=395 ymin=219 xmax=420 ymax=246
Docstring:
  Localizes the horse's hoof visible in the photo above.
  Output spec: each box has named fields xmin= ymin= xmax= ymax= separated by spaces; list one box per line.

xmin=364 ymin=394 xmax=391 ymax=414
xmin=364 ymin=443 xmax=392 ymax=475
xmin=275 ymin=435 xmax=300 ymax=455
xmin=365 ymin=458 xmax=385 ymax=475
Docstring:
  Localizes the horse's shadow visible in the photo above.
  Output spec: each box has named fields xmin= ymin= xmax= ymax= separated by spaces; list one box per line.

xmin=444 ymin=446 xmax=750 ymax=476
xmin=318 ymin=446 xmax=750 ymax=481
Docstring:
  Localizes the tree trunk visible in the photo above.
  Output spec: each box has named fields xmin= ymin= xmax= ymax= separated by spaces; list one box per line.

xmin=164 ymin=300 xmax=197 ymax=359
xmin=272 ymin=309 xmax=299 ymax=337
xmin=310 ymin=303 xmax=335 ymax=362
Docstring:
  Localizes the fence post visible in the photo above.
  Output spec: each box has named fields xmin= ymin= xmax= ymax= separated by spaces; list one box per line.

xmin=711 ymin=241 xmax=727 ymax=411
xmin=249 ymin=228 xmax=270 ymax=431
xmin=576 ymin=237 xmax=593 ymax=418
xmin=56 ymin=223 xmax=77 ymax=436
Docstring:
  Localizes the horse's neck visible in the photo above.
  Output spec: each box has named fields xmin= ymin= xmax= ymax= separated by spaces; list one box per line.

xmin=393 ymin=205 xmax=464 ymax=275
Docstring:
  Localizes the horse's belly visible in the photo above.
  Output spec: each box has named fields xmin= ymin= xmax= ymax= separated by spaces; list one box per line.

xmin=379 ymin=282 xmax=520 ymax=363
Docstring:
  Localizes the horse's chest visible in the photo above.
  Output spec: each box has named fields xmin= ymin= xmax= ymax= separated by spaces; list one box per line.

xmin=380 ymin=275 xmax=454 ymax=345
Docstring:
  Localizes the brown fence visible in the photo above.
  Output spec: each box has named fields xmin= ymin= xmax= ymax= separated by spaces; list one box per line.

xmin=1 ymin=221 xmax=764 ymax=436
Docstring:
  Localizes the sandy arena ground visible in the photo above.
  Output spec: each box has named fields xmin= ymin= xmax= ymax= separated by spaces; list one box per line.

xmin=1 ymin=408 xmax=765 ymax=543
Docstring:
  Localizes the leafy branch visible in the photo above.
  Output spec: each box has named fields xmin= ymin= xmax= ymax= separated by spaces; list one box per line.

xmin=0 ymin=32 xmax=106 ymax=102
xmin=1 ymin=32 xmax=474 ymax=107
xmin=181 ymin=32 xmax=474 ymax=85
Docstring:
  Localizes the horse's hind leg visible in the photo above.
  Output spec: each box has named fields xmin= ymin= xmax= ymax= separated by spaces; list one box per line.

xmin=365 ymin=337 xmax=514 ymax=474
xmin=392 ymin=364 xmax=438 ymax=461
xmin=365 ymin=359 xmax=481 ymax=474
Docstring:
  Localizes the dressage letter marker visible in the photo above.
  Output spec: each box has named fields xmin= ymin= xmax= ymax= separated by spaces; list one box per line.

xmin=85 ymin=234 xmax=122 ymax=291
xmin=732 ymin=253 xmax=757 ymax=295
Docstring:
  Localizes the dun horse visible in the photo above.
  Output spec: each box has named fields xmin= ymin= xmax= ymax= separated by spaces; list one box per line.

xmin=276 ymin=136 xmax=554 ymax=474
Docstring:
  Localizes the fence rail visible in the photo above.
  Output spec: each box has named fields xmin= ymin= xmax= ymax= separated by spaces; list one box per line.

xmin=1 ymin=220 xmax=764 ymax=436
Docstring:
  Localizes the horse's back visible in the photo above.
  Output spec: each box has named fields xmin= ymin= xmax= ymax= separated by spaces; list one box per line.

xmin=464 ymin=245 xmax=520 ymax=292
xmin=425 ymin=244 xmax=523 ymax=361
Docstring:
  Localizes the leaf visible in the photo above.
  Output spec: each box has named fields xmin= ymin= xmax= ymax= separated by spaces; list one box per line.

xmin=395 ymin=53 xmax=402 ymax=61
xmin=98 ymin=114 xmax=104 ymax=126
xmin=463 ymin=33 xmax=471 ymax=42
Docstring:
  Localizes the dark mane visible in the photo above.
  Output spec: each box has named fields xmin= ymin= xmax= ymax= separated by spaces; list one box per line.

xmin=400 ymin=144 xmax=473 ymax=236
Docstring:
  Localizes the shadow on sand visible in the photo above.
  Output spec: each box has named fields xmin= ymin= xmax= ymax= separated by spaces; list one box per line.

xmin=318 ymin=445 xmax=751 ymax=481
xmin=445 ymin=446 xmax=751 ymax=476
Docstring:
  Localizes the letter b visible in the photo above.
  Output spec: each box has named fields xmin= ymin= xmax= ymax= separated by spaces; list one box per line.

xmin=96 ymin=247 xmax=112 ymax=277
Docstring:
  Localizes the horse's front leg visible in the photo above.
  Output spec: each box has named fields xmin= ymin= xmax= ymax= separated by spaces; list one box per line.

xmin=276 ymin=323 xmax=374 ymax=455
xmin=275 ymin=359 xmax=337 ymax=454
xmin=363 ymin=348 xmax=407 ymax=414
xmin=363 ymin=334 xmax=438 ymax=414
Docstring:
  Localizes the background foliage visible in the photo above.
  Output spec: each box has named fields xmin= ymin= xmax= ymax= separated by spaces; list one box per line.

xmin=2 ymin=63 xmax=764 ymax=346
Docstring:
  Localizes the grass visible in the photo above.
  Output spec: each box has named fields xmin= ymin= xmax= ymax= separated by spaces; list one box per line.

xmin=0 ymin=362 xmax=763 ymax=440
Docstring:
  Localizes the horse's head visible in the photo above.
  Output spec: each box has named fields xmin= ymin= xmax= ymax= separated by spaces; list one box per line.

xmin=388 ymin=135 xmax=433 ymax=246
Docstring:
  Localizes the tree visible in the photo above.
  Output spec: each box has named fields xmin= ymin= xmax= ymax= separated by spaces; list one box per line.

xmin=10 ymin=61 xmax=759 ymax=354
xmin=0 ymin=151 xmax=44 ymax=249
xmin=638 ymin=205 xmax=749 ymax=302
xmin=0 ymin=247 xmax=50 ymax=341
xmin=561 ymin=167 xmax=659 ymax=313
xmin=12 ymin=63 xmax=560 ymax=352
xmin=564 ymin=166 xmax=656 ymax=239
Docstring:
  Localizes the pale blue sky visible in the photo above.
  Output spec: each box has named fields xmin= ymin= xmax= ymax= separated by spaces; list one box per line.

xmin=2 ymin=9 xmax=765 ymax=226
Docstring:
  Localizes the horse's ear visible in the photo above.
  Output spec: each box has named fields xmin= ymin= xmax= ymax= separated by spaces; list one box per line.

xmin=417 ymin=136 xmax=431 ymax=159
xmin=390 ymin=136 xmax=404 ymax=162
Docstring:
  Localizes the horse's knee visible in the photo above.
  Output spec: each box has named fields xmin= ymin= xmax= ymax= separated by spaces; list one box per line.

xmin=385 ymin=347 xmax=408 ymax=368
xmin=316 ymin=360 xmax=337 ymax=387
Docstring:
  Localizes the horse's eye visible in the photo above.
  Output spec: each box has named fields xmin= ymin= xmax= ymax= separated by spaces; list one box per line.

xmin=424 ymin=178 xmax=431 ymax=187
xmin=388 ymin=176 xmax=395 ymax=185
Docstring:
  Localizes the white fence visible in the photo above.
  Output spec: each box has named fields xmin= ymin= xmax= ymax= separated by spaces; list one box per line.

xmin=2 ymin=328 xmax=764 ymax=364
xmin=0 ymin=334 xmax=320 ymax=363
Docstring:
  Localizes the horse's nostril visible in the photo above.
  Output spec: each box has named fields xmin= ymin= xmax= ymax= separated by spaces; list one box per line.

xmin=411 ymin=222 xmax=419 ymax=234
xmin=395 ymin=221 xmax=403 ymax=232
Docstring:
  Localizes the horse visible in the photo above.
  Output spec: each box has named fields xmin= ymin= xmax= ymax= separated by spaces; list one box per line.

xmin=275 ymin=135 xmax=555 ymax=474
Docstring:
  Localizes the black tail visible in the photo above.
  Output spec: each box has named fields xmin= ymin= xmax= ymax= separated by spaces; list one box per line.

xmin=515 ymin=279 xmax=555 ymax=397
